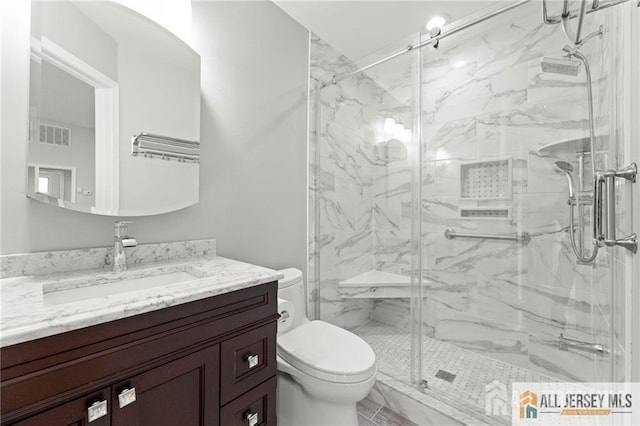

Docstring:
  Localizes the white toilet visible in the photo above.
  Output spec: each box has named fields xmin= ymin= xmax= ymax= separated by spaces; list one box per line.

xmin=276 ymin=268 xmax=377 ymax=426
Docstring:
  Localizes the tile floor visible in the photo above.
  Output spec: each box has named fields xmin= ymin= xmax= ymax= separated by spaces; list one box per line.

xmin=357 ymin=397 xmax=418 ymax=426
xmin=355 ymin=321 xmax=557 ymax=423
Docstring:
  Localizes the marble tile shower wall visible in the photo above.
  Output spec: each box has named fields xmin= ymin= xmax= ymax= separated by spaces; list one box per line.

xmin=309 ymin=3 xmax=630 ymax=383
xmin=309 ymin=34 xmax=415 ymax=329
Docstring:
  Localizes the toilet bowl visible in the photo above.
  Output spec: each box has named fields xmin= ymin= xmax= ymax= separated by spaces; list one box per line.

xmin=276 ymin=268 xmax=377 ymax=426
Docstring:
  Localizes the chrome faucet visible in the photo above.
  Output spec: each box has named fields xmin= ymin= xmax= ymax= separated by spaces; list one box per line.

xmin=114 ymin=221 xmax=137 ymax=272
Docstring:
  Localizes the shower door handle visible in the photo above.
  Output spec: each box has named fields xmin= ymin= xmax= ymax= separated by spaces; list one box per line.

xmin=593 ymin=171 xmax=605 ymax=247
xmin=558 ymin=333 xmax=608 ymax=356
xmin=597 ymin=163 xmax=638 ymax=253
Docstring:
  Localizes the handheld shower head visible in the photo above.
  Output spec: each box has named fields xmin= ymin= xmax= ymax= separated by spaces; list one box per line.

xmin=554 ymin=160 xmax=574 ymax=174
xmin=540 ymin=56 xmax=581 ymax=76
xmin=553 ymin=161 xmax=576 ymax=198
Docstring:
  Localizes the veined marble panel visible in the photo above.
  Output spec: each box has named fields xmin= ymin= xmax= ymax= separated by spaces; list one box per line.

xmin=373 ymin=233 xmax=412 ymax=275
xmin=321 ymin=124 xmax=373 ymax=189
xmin=526 ymin=153 xmax=568 ymax=194
xmin=422 ymin=42 xmax=478 ymax=89
xmin=318 ymin=270 xmax=373 ymax=330
xmin=309 ymin=33 xmax=356 ymax=82
xmin=422 ymin=160 xmax=459 ymax=198
xmin=432 ymin=79 xmax=492 ymax=123
xmin=423 ymin=117 xmax=477 ymax=161
xmin=518 ymin=192 xmax=576 ymax=235
xmin=373 ymin=166 xmax=412 ymax=200
xmin=371 ymin=298 xmax=412 ymax=331
xmin=0 ymin=239 xmax=216 ymax=279
xmin=475 ymin=105 xmax=591 ymax=155
xmin=1 ymin=255 xmax=279 ymax=347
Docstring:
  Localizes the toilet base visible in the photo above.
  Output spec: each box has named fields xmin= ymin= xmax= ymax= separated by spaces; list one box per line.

xmin=277 ymin=373 xmax=359 ymax=426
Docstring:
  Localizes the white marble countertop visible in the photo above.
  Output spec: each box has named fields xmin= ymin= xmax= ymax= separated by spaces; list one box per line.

xmin=0 ymin=256 xmax=283 ymax=348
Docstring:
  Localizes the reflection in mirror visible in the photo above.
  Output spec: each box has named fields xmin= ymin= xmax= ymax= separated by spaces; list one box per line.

xmin=28 ymin=1 xmax=201 ymax=216
xmin=29 ymin=59 xmax=96 ymax=207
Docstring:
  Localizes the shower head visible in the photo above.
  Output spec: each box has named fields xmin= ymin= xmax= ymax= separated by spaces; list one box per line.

xmin=540 ymin=56 xmax=581 ymax=76
xmin=554 ymin=160 xmax=574 ymax=174
xmin=553 ymin=161 xmax=576 ymax=197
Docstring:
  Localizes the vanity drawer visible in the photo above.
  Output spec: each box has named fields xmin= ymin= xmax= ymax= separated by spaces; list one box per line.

xmin=220 ymin=322 xmax=276 ymax=405
xmin=220 ymin=377 xmax=276 ymax=426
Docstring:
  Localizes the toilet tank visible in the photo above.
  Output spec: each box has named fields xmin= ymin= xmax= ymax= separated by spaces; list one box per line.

xmin=277 ymin=268 xmax=309 ymax=329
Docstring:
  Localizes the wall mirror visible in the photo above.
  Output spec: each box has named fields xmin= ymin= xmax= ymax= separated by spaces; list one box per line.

xmin=28 ymin=1 xmax=201 ymax=216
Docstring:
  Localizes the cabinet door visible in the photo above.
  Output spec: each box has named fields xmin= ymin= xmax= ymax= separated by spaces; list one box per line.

xmin=11 ymin=387 xmax=111 ymax=426
xmin=111 ymin=346 xmax=219 ymax=426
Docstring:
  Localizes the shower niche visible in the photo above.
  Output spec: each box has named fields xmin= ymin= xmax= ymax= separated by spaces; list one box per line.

xmin=459 ymin=158 xmax=512 ymax=200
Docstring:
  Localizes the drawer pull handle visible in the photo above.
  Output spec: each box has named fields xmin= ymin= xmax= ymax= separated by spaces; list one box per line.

xmin=245 ymin=354 xmax=259 ymax=369
xmin=118 ymin=387 xmax=137 ymax=408
xmin=87 ymin=400 xmax=108 ymax=423
xmin=245 ymin=411 xmax=259 ymax=426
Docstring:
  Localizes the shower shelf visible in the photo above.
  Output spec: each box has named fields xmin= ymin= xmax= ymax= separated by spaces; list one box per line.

xmin=338 ymin=270 xmax=428 ymax=298
xmin=537 ymin=135 xmax=608 ymax=157
xmin=459 ymin=159 xmax=512 ymax=200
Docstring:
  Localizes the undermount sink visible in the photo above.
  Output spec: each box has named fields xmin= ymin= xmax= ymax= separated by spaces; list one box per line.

xmin=43 ymin=269 xmax=199 ymax=305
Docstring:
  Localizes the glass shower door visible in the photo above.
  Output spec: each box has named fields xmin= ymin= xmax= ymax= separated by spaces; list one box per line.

xmin=310 ymin=35 xmax=422 ymax=385
xmin=418 ymin=1 xmax=631 ymax=422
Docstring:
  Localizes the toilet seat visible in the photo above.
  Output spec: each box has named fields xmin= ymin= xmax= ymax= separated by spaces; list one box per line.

xmin=277 ymin=320 xmax=376 ymax=383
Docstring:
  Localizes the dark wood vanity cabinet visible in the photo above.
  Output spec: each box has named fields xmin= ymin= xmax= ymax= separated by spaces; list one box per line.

xmin=11 ymin=388 xmax=113 ymax=426
xmin=1 ymin=282 xmax=279 ymax=426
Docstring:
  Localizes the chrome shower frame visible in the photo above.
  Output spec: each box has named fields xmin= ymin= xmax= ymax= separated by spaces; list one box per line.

xmin=542 ymin=0 xmax=630 ymax=45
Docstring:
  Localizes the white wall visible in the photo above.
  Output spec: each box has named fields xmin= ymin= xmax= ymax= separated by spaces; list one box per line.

xmin=37 ymin=1 xmax=118 ymax=81
xmin=1 ymin=0 xmax=309 ymax=277
xmin=117 ymin=43 xmax=200 ymax=214
xmin=185 ymin=1 xmax=309 ymax=274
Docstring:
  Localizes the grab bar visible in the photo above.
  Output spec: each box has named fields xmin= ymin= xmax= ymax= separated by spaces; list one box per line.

xmin=444 ymin=229 xmax=531 ymax=245
xmin=558 ymin=333 xmax=608 ymax=356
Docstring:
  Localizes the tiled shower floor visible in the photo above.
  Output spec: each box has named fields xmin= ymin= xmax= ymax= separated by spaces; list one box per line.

xmin=355 ymin=321 xmax=556 ymax=423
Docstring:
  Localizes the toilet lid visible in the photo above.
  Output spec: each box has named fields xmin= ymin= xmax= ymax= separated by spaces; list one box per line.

xmin=277 ymin=320 xmax=376 ymax=383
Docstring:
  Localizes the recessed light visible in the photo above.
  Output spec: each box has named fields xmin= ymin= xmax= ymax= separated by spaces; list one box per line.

xmin=426 ymin=16 xmax=447 ymax=32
